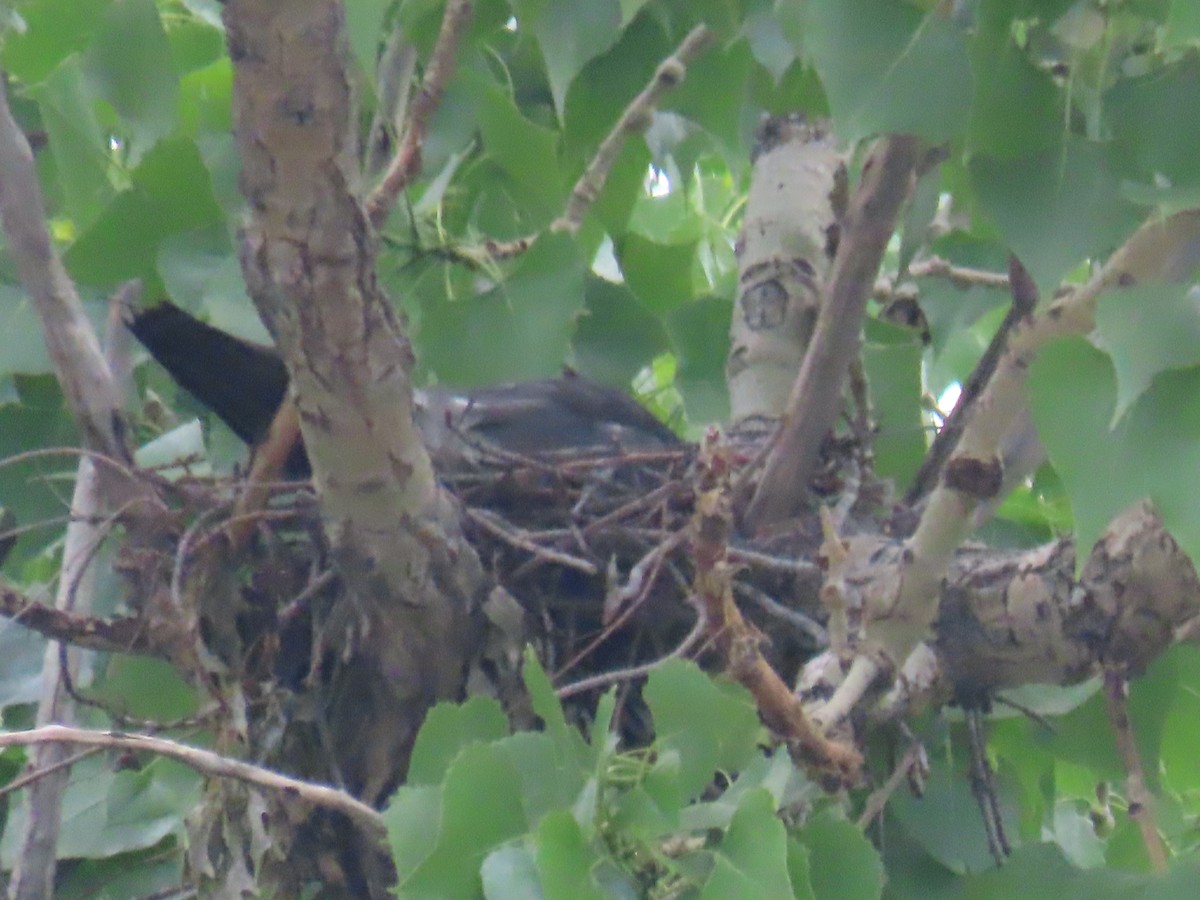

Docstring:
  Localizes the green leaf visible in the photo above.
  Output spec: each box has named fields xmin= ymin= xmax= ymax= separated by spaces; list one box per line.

xmin=862 ymin=326 xmax=926 ymax=489
xmin=967 ymin=3 xmax=1062 ymax=158
xmin=798 ymin=809 xmax=883 ymax=900
xmin=1107 ymin=57 xmax=1200 ymax=193
xmin=1092 ymin=283 xmax=1200 ymax=423
xmin=497 ymin=731 xmax=589 ymax=825
xmin=962 ymin=842 xmax=1145 ymax=899
xmin=643 ymin=659 xmax=759 ymax=800
xmin=1030 ymin=338 xmax=1137 ymax=562
xmin=969 ymin=138 xmax=1143 ymax=293
xmin=786 ymin=838 xmax=817 ymax=900
xmin=744 ymin=9 xmax=800 ymax=83
xmin=666 ymin=295 xmax=732 ymax=426
xmin=1157 ymin=646 xmax=1200 ymax=794
xmin=66 ymin=137 xmax=225 ymax=287
xmin=0 ymin=284 xmax=52 ymax=375
xmin=418 ymin=233 xmax=585 ymax=386
xmin=1165 ymin=0 xmax=1200 ymax=45
xmin=701 ymin=789 xmax=792 ymax=900
xmin=534 ymin=809 xmax=605 ymax=900
xmin=513 ymin=0 xmax=623 ymax=118
xmin=384 ymin=785 xmax=442 ymax=880
xmin=2 ymin=0 xmax=109 ymax=84
xmin=34 ymin=58 xmax=111 ymax=226
xmin=407 ymin=696 xmax=510 ymax=786
xmin=572 ymin=276 xmax=669 ymax=388
xmin=93 ymin=657 xmax=199 ymax=721
xmin=395 ymin=743 xmax=529 ymax=896
xmin=1030 ymin=338 xmax=1200 ymax=568
xmin=481 ymin=844 xmax=543 ymax=898
xmin=563 ymin=14 xmax=665 ymax=157
xmin=0 ymin=619 xmax=49 ymax=707
xmin=1 ymin=755 xmax=195 ymax=864
xmin=667 ymin=40 xmax=755 ymax=161
xmin=0 ymin=377 xmax=81 ymax=567
xmin=83 ymin=0 xmax=179 ymax=161
xmin=803 ymin=0 xmax=972 ymax=143
xmin=888 ymin=761 xmax=1015 ymax=876
xmin=344 ymin=0 xmax=389 ymax=82
xmin=617 ymin=233 xmax=699 ymax=315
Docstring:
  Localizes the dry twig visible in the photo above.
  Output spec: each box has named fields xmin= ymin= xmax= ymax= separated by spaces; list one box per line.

xmin=0 ymin=725 xmax=386 ymax=841
xmin=366 ymin=0 xmax=474 ymax=228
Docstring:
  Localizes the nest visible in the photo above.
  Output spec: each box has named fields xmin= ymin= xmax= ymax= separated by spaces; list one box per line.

xmin=116 ymin=440 xmax=842 ymax=742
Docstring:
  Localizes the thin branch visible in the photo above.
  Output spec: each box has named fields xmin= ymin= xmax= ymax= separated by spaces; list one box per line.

xmin=905 ymin=255 xmax=1037 ymax=503
xmin=366 ymin=0 xmax=473 ymax=229
xmin=466 ymin=507 xmax=599 ymax=575
xmin=904 ymin=256 xmax=1011 ymax=291
xmin=0 ymin=568 xmax=160 ymax=660
xmin=1103 ymin=670 xmax=1168 ymax=872
xmin=692 ymin=437 xmax=861 ymax=787
xmin=556 ymin=614 xmax=706 ymax=699
xmin=552 ymin=25 xmax=713 ymax=237
xmin=462 ymin=25 xmax=715 ymax=262
xmin=856 ymin=738 xmax=926 ymax=829
xmin=0 ymin=74 xmax=128 ymax=470
xmin=0 ymin=725 xmax=386 ymax=842
xmin=744 ymin=135 xmax=922 ymax=531
xmin=12 ymin=286 xmax=138 ymax=900
xmin=0 ymin=747 xmax=102 ymax=801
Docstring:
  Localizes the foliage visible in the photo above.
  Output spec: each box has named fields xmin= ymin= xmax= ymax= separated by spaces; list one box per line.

xmin=385 ymin=651 xmax=880 ymax=899
xmin=1 ymin=0 xmax=1200 ymax=896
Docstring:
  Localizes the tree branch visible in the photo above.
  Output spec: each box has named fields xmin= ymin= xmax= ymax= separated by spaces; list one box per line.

xmin=0 ymin=725 xmax=386 ymax=842
xmin=366 ymin=0 xmax=473 ymax=229
xmin=465 ymin=25 xmax=715 ymax=262
xmin=0 ymin=575 xmax=161 ymax=658
xmin=0 ymin=75 xmax=128 ymax=470
xmin=744 ymin=135 xmax=921 ymax=531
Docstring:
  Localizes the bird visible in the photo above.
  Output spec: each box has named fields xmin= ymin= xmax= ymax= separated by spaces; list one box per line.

xmin=124 ymin=301 xmax=680 ymax=476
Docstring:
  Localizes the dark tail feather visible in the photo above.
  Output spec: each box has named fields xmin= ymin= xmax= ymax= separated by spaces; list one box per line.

xmin=125 ymin=302 xmax=289 ymax=447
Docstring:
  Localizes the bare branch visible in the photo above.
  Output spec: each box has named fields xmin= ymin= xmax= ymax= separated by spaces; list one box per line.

xmin=462 ymin=25 xmax=715 ymax=262
xmin=11 ymin=287 xmax=138 ymax=900
xmin=744 ymin=135 xmax=922 ymax=531
xmin=552 ymin=25 xmax=713 ymax=238
xmin=906 ymin=255 xmax=1037 ymax=503
xmin=1104 ymin=670 xmax=1168 ymax=871
xmin=0 ymin=725 xmax=386 ymax=842
xmin=366 ymin=0 xmax=473 ymax=229
xmin=692 ymin=437 xmax=861 ymax=786
xmin=0 ymin=75 xmax=127 ymax=467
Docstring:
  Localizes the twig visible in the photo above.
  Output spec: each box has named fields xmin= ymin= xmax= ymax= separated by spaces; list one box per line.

xmin=0 ymin=74 xmax=130 ymax=476
xmin=0 ymin=725 xmax=386 ymax=841
xmin=552 ymin=531 xmax=682 ymax=680
xmin=1103 ymin=669 xmax=1167 ymax=872
xmin=463 ymin=25 xmax=715 ymax=261
xmin=905 ymin=255 xmax=1037 ymax=503
xmin=744 ymin=135 xmax=922 ymax=531
xmin=965 ymin=707 xmax=1010 ymax=864
xmin=692 ymin=436 xmax=861 ymax=787
xmin=555 ymin=614 xmax=706 ymax=699
xmin=552 ymin=25 xmax=713 ymax=237
xmin=733 ymin=583 xmax=826 ymax=646
xmin=366 ymin=29 xmax=418 ymax=177
xmin=883 ymin=256 xmax=1011 ymax=294
xmin=366 ymin=0 xmax=473 ymax=228
xmin=467 ymin=507 xmax=599 ymax=575
xmin=0 ymin=747 xmax=102 ymax=801
xmin=11 ymin=283 xmax=138 ymax=900
xmin=856 ymin=739 xmax=926 ymax=829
